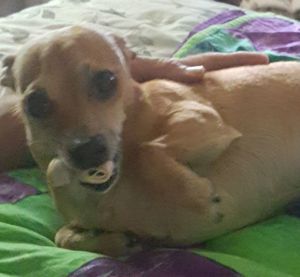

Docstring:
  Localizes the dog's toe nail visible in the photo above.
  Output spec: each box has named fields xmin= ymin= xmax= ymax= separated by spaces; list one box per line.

xmin=212 ymin=195 xmax=221 ymax=203
xmin=125 ymin=232 xmax=139 ymax=248
xmin=90 ymin=229 xmax=104 ymax=236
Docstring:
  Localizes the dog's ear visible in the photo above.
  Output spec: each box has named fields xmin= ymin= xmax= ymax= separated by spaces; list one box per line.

xmin=0 ymin=55 xmax=16 ymax=90
xmin=112 ymin=35 xmax=136 ymax=64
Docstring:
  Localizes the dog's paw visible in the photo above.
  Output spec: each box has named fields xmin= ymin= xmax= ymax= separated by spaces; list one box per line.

xmin=210 ymin=194 xmax=225 ymax=223
xmin=55 ymin=225 xmax=142 ymax=257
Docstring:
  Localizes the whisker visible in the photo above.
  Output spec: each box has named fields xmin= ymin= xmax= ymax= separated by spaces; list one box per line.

xmin=8 ymin=99 xmax=23 ymax=120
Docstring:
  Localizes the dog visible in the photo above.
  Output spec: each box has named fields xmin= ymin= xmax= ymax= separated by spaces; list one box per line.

xmin=2 ymin=25 xmax=300 ymax=257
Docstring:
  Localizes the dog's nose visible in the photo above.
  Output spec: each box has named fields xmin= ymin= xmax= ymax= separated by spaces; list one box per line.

xmin=68 ymin=135 xmax=109 ymax=170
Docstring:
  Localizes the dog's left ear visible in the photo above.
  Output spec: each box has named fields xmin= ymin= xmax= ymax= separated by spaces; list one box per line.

xmin=0 ymin=55 xmax=16 ymax=90
xmin=112 ymin=35 xmax=136 ymax=64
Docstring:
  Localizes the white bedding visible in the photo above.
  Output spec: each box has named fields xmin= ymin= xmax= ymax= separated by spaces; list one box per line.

xmin=0 ymin=0 xmax=233 ymax=60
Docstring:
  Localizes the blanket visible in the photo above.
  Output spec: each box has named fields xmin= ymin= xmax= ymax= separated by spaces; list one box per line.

xmin=1 ymin=10 xmax=300 ymax=277
xmin=241 ymin=0 xmax=300 ymax=20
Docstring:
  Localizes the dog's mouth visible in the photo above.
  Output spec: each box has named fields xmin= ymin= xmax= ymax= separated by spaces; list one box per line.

xmin=80 ymin=169 xmax=118 ymax=192
xmin=79 ymin=153 xmax=120 ymax=192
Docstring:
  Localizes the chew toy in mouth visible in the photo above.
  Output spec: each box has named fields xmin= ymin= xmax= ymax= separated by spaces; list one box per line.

xmin=79 ymin=161 xmax=118 ymax=192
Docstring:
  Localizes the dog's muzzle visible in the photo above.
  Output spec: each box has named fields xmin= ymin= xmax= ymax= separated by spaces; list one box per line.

xmin=68 ymin=135 xmax=109 ymax=170
xmin=66 ymin=135 xmax=121 ymax=192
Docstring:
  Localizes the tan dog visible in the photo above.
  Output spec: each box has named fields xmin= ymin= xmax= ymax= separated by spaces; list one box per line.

xmin=2 ymin=25 xmax=300 ymax=257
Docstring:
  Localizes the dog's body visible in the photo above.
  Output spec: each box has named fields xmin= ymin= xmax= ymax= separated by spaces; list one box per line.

xmin=2 ymin=26 xmax=300 ymax=256
xmin=49 ymin=62 xmax=300 ymax=256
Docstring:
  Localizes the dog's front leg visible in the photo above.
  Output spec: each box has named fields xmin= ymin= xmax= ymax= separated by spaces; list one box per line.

xmin=47 ymin=160 xmax=142 ymax=256
xmin=55 ymin=225 xmax=142 ymax=257
xmin=139 ymin=142 xmax=221 ymax=216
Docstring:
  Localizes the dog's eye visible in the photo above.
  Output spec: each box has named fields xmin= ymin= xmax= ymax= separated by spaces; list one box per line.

xmin=24 ymin=90 xmax=52 ymax=119
xmin=91 ymin=70 xmax=117 ymax=101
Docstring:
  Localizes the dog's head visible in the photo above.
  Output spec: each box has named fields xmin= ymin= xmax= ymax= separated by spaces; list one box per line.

xmin=1 ymin=26 xmax=134 ymax=192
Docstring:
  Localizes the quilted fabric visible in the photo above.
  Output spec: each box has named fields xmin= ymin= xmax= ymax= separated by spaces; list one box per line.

xmin=1 ymin=6 xmax=300 ymax=277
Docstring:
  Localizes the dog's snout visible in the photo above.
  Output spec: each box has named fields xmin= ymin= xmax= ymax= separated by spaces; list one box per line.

xmin=69 ymin=135 xmax=109 ymax=170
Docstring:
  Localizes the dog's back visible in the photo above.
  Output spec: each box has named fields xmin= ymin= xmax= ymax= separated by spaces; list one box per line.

xmin=131 ymin=62 xmax=300 ymax=243
xmin=201 ymin=62 xmax=300 ymax=228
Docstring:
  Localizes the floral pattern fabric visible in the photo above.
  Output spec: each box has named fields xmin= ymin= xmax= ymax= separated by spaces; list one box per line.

xmin=0 ymin=0 xmax=232 ymax=59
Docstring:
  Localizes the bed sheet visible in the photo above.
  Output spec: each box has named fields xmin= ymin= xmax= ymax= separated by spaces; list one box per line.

xmin=0 ymin=0 xmax=233 ymax=59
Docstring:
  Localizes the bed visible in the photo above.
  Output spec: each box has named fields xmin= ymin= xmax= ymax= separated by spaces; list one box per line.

xmin=1 ymin=1 xmax=300 ymax=276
